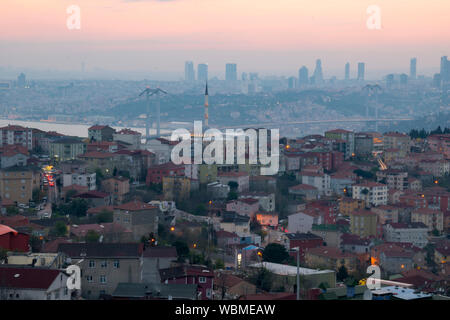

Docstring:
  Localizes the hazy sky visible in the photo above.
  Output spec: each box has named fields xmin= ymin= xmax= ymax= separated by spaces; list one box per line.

xmin=1 ymin=0 xmax=449 ymax=79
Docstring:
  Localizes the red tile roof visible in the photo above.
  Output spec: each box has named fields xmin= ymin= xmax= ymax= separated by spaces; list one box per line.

xmin=0 ymin=267 xmax=62 ymax=290
xmin=115 ymin=200 xmax=156 ymax=211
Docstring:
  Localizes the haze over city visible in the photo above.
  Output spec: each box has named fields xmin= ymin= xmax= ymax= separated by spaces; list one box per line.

xmin=1 ymin=0 xmax=449 ymax=79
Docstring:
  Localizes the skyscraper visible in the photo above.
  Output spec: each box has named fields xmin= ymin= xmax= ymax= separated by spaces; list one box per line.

xmin=298 ymin=66 xmax=309 ymax=87
xmin=225 ymin=63 xmax=237 ymax=81
xmin=345 ymin=63 xmax=350 ymax=80
xmin=198 ymin=63 xmax=208 ymax=82
xmin=313 ymin=59 xmax=323 ymax=84
xmin=410 ymin=58 xmax=417 ymax=79
xmin=17 ymin=73 xmax=26 ymax=88
xmin=184 ymin=61 xmax=195 ymax=82
xmin=357 ymin=62 xmax=365 ymax=81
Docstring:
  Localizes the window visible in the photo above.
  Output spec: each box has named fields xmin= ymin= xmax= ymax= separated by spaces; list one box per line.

xmin=101 ymin=260 xmax=107 ymax=268
xmin=199 ymin=277 xmax=206 ymax=283
xmin=86 ymin=275 xmax=93 ymax=283
xmin=100 ymin=275 xmax=107 ymax=284
xmin=89 ymin=260 xmax=95 ymax=268
xmin=113 ymin=260 xmax=120 ymax=268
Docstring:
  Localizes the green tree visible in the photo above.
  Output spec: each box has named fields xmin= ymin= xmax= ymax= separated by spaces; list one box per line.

xmin=51 ymin=221 xmax=67 ymax=237
xmin=262 ymin=243 xmax=290 ymax=264
xmin=85 ymin=230 xmax=100 ymax=243
xmin=195 ymin=204 xmax=207 ymax=216
xmin=173 ymin=241 xmax=190 ymax=262
xmin=214 ymin=259 xmax=225 ymax=270
xmin=65 ymin=189 xmax=78 ymax=203
xmin=251 ymin=267 xmax=273 ymax=292
xmin=6 ymin=206 xmax=19 ymax=216
xmin=228 ymin=181 xmax=239 ymax=191
xmin=227 ymin=191 xmax=238 ymax=200
xmin=96 ymin=210 xmax=113 ymax=223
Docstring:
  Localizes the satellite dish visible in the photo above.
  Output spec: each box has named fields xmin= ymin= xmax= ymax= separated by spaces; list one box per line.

xmin=363 ymin=289 xmax=373 ymax=300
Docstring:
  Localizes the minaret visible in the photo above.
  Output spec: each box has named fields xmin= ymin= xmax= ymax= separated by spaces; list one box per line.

xmin=204 ymin=82 xmax=209 ymax=128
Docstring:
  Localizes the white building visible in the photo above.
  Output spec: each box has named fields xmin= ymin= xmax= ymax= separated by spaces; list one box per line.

xmin=113 ymin=128 xmax=142 ymax=150
xmin=0 ymin=125 xmax=33 ymax=150
xmin=63 ymin=172 xmax=96 ymax=190
xmin=218 ymin=172 xmax=249 ymax=193
xmin=146 ymin=138 xmax=176 ymax=164
xmin=299 ymin=171 xmax=331 ymax=196
xmin=0 ymin=267 xmax=72 ymax=300
xmin=239 ymin=191 xmax=275 ymax=212
xmin=383 ymin=222 xmax=429 ymax=248
xmin=352 ymin=181 xmax=388 ymax=206
xmin=288 ymin=211 xmax=323 ymax=234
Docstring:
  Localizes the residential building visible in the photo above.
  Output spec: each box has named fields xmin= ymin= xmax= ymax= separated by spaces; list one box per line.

xmin=0 ymin=125 xmax=33 ymax=150
xmin=349 ymin=209 xmax=378 ymax=238
xmin=113 ymin=128 xmax=141 ymax=150
xmin=58 ymin=242 xmax=143 ymax=299
xmin=113 ymin=201 xmax=159 ymax=241
xmin=146 ymin=162 xmax=186 ymax=185
xmin=218 ymin=172 xmax=249 ymax=193
xmin=304 ymin=246 xmax=358 ymax=273
xmin=88 ymin=125 xmax=116 ymax=142
xmin=0 ymin=145 xmax=29 ymax=169
xmin=50 ymin=137 xmax=87 ymax=161
xmin=0 ymin=267 xmax=71 ymax=300
xmin=0 ymin=224 xmax=29 ymax=252
xmin=383 ymin=222 xmax=429 ymax=248
xmin=383 ymin=132 xmax=410 ymax=157
xmin=0 ymin=166 xmax=41 ymax=204
xmin=162 ymin=176 xmax=191 ymax=201
xmin=101 ymin=176 xmax=130 ymax=204
xmin=324 ymin=129 xmax=355 ymax=159
xmin=159 ymin=265 xmax=214 ymax=300
xmin=226 ymin=199 xmax=259 ymax=219
xmin=288 ymin=211 xmax=323 ymax=234
xmin=142 ymin=246 xmax=178 ymax=284
xmin=339 ymin=197 xmax=365 ymax=215
xmin=411 ymin=208 xmax=444 ymax=232
xmin=63 ymin=172 xmax=96 ymax=190
xmin=376 ymin=169 xmax=408 ymax=191
xmin=352 ymin=181 xmax=388 ymax=206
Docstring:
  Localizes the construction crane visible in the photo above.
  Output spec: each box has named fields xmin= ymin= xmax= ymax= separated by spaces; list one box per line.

xmin=139 ymin=86 xmax=168 ymax=141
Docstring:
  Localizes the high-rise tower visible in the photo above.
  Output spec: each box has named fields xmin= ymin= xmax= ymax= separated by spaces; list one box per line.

xmin=345 ymin=62 xmax=350 ymax=80
xmin=410 ymin=58 xmax=417 ymax=79
xmin=204 ymin=82 xmax=209 ymax=127
xmin=357 ymin=62 xmax=365 ymax=81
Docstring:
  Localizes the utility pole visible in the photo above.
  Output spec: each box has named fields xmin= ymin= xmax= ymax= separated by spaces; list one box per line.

xmin=296 ymin=247 xmax=300 ymax=300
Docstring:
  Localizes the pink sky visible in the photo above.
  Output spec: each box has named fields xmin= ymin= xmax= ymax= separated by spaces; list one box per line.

xmin=1 ymin=0 xmax=449 ymax=78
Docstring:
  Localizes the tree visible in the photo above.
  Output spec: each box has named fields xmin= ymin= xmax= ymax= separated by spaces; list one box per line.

xmin=251 ymin=267 xmax=273 ymax=292
xmin=85 ymin=230 xmax=100 ymax=243
xmin=195 ymin=204 xmax=207 ymax=216
xmin=214 ymin=259 xmax=225 ymax=270
xmin=173 ymin=241 xmax=190 ymax=262
xmin=227 ymin=191 xmax=238 ymax=200
xmin=96 ymin=210 xmax=113 ymax=223
xmin=262 ymin=243 xmax=289 ymax=264
xmin=228 ymin=181 xmax=239 ymax=191
xmin=337 ymin=265 xmax=349 ymax=282
xmin=65 ymin=189 xmax=78 ymax=203
xmin=51 ymin=221 xmax=67 ymax=237
xmin=318 ymin=282 xmax=330 ymax=292
xmin=6 ymin=206 xmax=19 ymax=216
